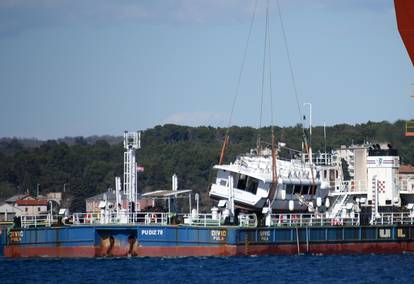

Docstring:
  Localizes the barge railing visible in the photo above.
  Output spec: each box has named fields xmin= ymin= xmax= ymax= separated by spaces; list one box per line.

xmin=182 ymin=213 xmax=221 ymax=227
xmin=71 ymin=212 xmax=169 ymax=226
xmin=268 ymin=213 xmax=360 ymax=227
xmin=374 ymin=212 xmax=414 ymax=225
xmin=69 ymin=212 xmax=258 ymax=228
xmin=21 ymin=214 xmax=53 ymax=228
xmin=18 ymin=212 xmax=414 ymax=228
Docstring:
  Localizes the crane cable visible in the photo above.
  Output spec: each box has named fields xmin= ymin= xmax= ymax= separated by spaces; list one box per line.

xmin=260 ymin=0 xmax=279 ymax=207
xmin=257 ymin=0 xmax=269 ymax=151
xmin=219 ymin=0 xmax=258 ymax=165
xmin=275 ymin=0 xmax=317 ymax=195
xmin=267 ymin=0 xmax=278 ymax=193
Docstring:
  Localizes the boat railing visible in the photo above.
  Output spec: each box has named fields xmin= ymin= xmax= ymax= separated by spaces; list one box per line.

xmin=268 ymin=213 xmax=360 ymax=227
xmin=21 ymin=214 xmax=53 ymax=228
xmin=373 ymin=212 xmax=414 ymax=225
xmin=303 ymin=152 xmax=333 ymax=166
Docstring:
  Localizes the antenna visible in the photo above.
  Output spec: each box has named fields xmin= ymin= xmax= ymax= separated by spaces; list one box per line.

xmin=115 ymin=177 xmax=122 ymax=217
xmin=172 ymin=174 xmax=178 ymax=191
xmin=324 ymin=122 xmax=327 ymax=152
xmin=324 ymin=122 xmax=327 ymax=164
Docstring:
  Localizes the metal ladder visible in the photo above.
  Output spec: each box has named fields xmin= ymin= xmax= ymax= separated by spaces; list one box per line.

xmin=329 ymin=193 xmax=349 ymax=219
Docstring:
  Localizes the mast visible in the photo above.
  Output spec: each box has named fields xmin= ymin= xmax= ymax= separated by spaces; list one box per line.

xmin=115 ymin=177 xmax=122 ymax=218
xmin=303 ymin=102 xmax=312 ymax=163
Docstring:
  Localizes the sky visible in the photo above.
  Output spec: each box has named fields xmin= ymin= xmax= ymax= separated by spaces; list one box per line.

xmin=0 ymin=0 xmax=413 ymax=139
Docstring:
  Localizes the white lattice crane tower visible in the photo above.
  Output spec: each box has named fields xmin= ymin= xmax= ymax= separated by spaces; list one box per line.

xmin=123 ymin=131 xmax=141 ymax=212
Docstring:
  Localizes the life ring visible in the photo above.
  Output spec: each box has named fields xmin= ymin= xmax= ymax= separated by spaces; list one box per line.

xmin=85 ymin=213 xmax=92 ymax=223
xmin=151 ymin=213 xmax=157 ymax=223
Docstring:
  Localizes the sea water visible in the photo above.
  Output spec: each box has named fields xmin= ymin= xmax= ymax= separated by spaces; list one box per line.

xmin=1 ymin=254 xmax=413 ymax=283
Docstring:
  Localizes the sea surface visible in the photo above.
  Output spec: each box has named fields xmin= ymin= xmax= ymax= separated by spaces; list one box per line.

xmin=1 ymin=254 xmax=414 ymax=283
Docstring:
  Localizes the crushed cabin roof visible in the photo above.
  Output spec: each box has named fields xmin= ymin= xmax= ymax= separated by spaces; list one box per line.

xmin=399 ymin=165 xmax=414 ymax=174
xmin=15 ymin=199 xmax=48 ymax=206
xmin=141 ymin=189 xmax=192 ymax=198
xmin=213 ymin=164 xmax=272 ymax=183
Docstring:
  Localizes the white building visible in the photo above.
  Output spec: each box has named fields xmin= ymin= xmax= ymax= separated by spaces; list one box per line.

xmin=399 ymin=164 xmax=414 ymax=193
xmin=15 ymin=199 xmax=48 ymax=215
xmin=0 ymin=203 xmax=23 ymax=222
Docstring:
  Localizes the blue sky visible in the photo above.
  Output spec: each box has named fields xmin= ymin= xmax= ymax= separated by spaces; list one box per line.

xmin=0 ymin=0 xmax=412 ymax=139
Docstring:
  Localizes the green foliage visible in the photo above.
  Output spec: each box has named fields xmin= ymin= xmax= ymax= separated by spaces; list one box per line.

xmin=0 ymin=121 xmax=413 ymax=211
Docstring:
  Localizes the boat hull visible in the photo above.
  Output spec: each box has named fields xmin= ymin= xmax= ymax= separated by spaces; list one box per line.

xmin=3 ymin=225 xmax=414 ymax=257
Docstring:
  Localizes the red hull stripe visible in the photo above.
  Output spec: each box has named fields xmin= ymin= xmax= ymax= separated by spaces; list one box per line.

xmin=5 ymin=242 xmax=414 ymax=258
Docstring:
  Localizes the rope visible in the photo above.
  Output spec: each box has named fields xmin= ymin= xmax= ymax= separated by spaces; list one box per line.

xmin=267 ymin=0 xmax=278 ymax=191
xmin=275 ymin=0 xmax=304 ymax=132
xmin=258 ymin=0 xmax=278 ymax=207
xmin=219 ymin=0 xmax=258 ymax=164
xmin=258 ymin=0 xmax=270 ymax=150
xmin=276 ymin=0 xmax=316 ymax=195
xmin=267 ymin=1 xmax=274 ymax=127
xmin=226 ymin=0 xmax=258 ymax=129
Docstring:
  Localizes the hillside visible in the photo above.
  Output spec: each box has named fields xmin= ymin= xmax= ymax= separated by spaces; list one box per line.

xmin=0 ymin=120 xmax=413 ymax=211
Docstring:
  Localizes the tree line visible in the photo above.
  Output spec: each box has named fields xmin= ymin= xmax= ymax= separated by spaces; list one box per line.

xmin=0 ymin=120 xmax=413 ymax=211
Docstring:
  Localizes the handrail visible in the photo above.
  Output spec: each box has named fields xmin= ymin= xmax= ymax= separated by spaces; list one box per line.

xmin=72 ymin=212 xmax=169 ymax=226
xmin=238 ymin=213 xmax=258 ymax=227
xmin=182 ymin=213 xmax=222 ymax=227
xmin=21 ymin=214 xmax=53 ymax=228
xmin=373 ymin=212 xmax=414 ymax=225
xmin=268 ymin=213 xmax=360 ymax=227
xmin=16 ymin=211 xmax=414 ymax=228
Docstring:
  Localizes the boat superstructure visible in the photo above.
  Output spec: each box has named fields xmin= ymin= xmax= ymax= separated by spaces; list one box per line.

xmin=209 ymin=146 xmax=326 ymax=213
xmin=322 ymin=144 xmax=414 ymax=222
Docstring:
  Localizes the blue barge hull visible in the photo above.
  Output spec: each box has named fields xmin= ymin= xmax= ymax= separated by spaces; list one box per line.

xmin=2 ymin=224 xmax=414 ymax=257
